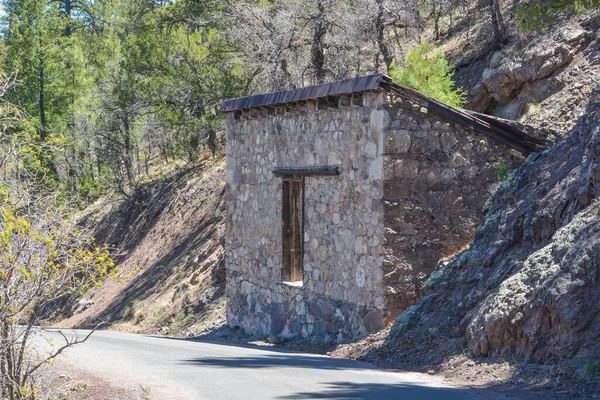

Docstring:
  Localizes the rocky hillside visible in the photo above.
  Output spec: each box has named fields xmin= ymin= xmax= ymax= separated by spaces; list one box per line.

xmin=389 ymin=81 xmax=600 ymax=361
xmin=58 ymin=156 xmax=227 ymax=337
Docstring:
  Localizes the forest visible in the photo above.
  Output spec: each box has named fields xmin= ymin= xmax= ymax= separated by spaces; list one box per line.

xmin=1 ymin=0 xmax=590 ymax=198
xmin=0 ymin=0 xmax=595 ymax=199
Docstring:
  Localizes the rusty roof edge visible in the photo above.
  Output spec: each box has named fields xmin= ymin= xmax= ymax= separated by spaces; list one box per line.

xmin=464 ymin=110 xmax=556 ymax=148
xmin=219 ymin=74 xmax=385 ymax=112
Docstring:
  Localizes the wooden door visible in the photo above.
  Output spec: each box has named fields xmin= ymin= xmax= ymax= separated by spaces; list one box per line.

xmin=282 ymin=179 xmax=303 ymax=282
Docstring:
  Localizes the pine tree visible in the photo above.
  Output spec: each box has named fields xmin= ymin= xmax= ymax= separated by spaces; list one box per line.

xmin=389 ymin=42 xmax=466 ymax=108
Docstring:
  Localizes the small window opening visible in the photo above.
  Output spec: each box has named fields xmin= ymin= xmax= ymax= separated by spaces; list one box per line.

xmin=282 ymin=179 xmax=303 ymax=283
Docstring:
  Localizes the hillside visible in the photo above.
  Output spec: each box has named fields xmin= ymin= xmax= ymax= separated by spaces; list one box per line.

xmin=58 ymin=155 xmax=228 ymax=337
xmin=48 ymin=5 xmax=600 ymax=397
xmin=447 ymin=13 xmax=600 ymax=134
xmin=4 ymin=0 xmax=600 ymax=397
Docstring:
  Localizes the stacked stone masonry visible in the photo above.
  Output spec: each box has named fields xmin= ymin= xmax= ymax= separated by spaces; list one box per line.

xmin=225 ymin=91 xmax=522 ymax=342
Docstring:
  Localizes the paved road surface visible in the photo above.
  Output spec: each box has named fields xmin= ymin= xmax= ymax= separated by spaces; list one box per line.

xmin=35 ymin=329 xmax=502 ymax=400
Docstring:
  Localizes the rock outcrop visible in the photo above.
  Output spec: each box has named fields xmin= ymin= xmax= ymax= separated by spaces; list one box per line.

xmin=390 ymin=82 xmax=600 ymax=362
xmin=466 ymin=16 xmax=600 ymax=133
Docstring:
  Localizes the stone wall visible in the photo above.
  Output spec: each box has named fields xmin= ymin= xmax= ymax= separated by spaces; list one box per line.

xmin=225 ymin=94 xmax=386 ymax=342
xmin=381 ymin=94 xmax=523 ymax=323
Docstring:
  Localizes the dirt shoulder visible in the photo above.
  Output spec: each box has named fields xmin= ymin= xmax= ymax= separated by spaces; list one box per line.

xmin=36 ymin=361 xmax=148 ymax=400
xmin=328 ymin=327 xmax=600 ymax=400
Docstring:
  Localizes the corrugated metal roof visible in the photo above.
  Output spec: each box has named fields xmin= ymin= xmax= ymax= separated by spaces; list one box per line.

xmin=220 ymin=74 xmax=552 ymax=154
xmin=219 ymin=74 xmax=384 ymax=112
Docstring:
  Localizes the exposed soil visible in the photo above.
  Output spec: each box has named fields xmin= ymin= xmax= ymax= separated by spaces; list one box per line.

xmin=57 ymin=153 xmax=228 ymax=338
xmin=326 ymin=22 xmax=600 ymax=399
xmin=43 ymin=9 xmax=600 ymax=400
xmin=329 ymin=326 xmax=600 ymax=400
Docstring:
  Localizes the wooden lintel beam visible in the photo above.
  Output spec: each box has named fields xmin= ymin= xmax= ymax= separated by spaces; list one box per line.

xmin=306 ymin=99 xmax=317 ymax=111
xmin=339 ymin=95 xmax=351 ymax=107
xmin=316 ymin=98 xmax=328 ymax=110
xmin=249 ymin=108 xmax=260 ymax=118
xmin=273 ymin=166 xmax=341 ymax=177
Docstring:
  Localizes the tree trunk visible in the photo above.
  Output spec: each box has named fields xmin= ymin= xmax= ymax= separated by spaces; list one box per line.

xmin=375 ymin=0 xmax=392 ymax=73
xmin=311 ymin=0 xmax=326 ymax=83
xmin=490 ymin=0 xmax=508 ymax=44
xmin=123 ymin=112 xmax=135 ymax=188
xmin=207 ymin=128 xmax=217 ymax=158
xmin=280 ymin=58 xmax=294 ymax=89
xmin=38 ymin=58 xmax=58 ymax=179
xmin=38 ymin=60 xmax=47 ymax=142
xmin=64 ymin=0 xmax=72 ymax=36
xmin=432 ymin=0 xmax=440 ymax=41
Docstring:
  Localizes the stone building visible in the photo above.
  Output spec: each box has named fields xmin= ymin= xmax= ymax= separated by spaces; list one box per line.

xmin=220 ymin=74 xmax=548 ymax=341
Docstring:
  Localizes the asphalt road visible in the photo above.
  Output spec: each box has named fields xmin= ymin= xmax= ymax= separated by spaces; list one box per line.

xmin=34 ymin=329 xmax=501 ymax=400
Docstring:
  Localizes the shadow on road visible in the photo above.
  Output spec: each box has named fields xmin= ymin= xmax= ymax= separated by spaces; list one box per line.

xmin=181 ymin=353 xmax=377 ymax=371
xmin=277 ymin=381 xmax=474 ymax=400
xmin=148 ymin=330 xmax=339 ymax=356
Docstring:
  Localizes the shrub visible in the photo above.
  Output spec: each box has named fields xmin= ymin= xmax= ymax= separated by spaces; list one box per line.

xmin=133 ymin=308 xmax=147 ymax=325
xmin=496 ymin=159 xmax=512 ymax=182
xmin=389 ymin=42 xmax=467 ymax=108
xmin=0 ymin=202 xmax=118 ymax=399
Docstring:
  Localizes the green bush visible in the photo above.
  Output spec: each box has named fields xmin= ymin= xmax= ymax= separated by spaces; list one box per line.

xmin=496 ymin=159 xmax=511 ymax=181
xmin=389 ymin=42 xmax=467 ymax=108
xmin=516 ymin=0 xmax=600 ymax=31
xmin=133 ymin=308 xmax=146 ymax=325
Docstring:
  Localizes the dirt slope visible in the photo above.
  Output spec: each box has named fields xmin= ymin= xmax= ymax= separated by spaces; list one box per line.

xmin=59 ymin=156 xmax=227 ymax=336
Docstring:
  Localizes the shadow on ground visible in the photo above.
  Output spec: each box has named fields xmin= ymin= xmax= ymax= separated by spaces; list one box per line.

xmin=277 ymin=381 xmax=476 ymax=400
xmin=181 ymin=354 xmax=378 ymax=371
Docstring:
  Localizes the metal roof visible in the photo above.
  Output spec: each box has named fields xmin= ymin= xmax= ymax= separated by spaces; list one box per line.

xmin=220 ymin=74 xmax=385 ymax=112
xmin=220 ymin=74 xmax=551 ymax=154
